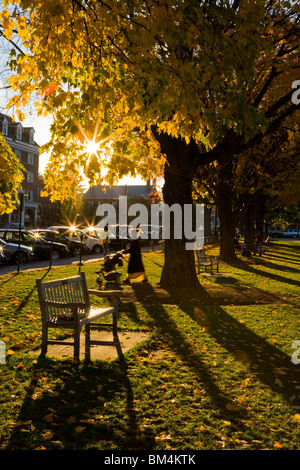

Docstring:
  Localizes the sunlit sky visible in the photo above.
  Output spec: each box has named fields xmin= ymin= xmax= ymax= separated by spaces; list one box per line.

xmin=0 ymin=33 xmax=147 ymax=188
xmin=24 ymin=114 xmax=146 ymax=187
xmin=1 ymin=82 xmax=151 ymax=188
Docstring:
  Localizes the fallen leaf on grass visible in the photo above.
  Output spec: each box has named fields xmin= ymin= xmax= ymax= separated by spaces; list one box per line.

xmin=41 ymin=431 xmax=53 ymax=440
xmin=67 ymin=416 xmax=76 ymax=424
xmin=293 ymin=414 xmax=300 ymax=423
xmin=44 ymin=413 xmax=54 ymax=423
xmin=75 ymin=426 xmax=85 ymax=433
xmin=226 ymin=403 xmax=238 ymax=411
xmin=8 ymin=420 xmax=32 ymax=428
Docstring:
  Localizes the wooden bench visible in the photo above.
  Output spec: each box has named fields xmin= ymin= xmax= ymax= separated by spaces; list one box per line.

xmin=196 ymin=248 xmax=220 ymax=274
xmin=36 ymin=272 xmax=122 ymax=361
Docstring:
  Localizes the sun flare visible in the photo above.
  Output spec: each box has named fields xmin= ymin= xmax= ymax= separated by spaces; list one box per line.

xmin=85 ymin=139 xmax=101 ymax=156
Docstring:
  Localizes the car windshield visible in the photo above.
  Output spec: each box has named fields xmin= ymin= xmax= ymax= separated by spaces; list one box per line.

xmin=49 ymin=232 xmax=65 ymax=241
xmin=26 ymin=231 xmax=44 ymax=241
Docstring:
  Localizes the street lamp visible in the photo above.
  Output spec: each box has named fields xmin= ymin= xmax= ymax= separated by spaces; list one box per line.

xmin=17 ymin=191 xmax=28 ymax=274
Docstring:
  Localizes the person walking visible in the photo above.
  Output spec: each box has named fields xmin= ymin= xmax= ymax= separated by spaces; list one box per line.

xmin=101 ymin=224 xmax=110 ymax=255
xmin=123 ymin=227 xmax=148 ymax=284
xmin=254 ymin=229 xmax=263 ymax=256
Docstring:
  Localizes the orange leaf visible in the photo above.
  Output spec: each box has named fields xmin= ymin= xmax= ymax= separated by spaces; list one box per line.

xmin=44 ymin=413 xmax=54 ymax=423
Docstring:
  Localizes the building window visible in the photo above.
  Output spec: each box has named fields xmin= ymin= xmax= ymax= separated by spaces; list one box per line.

xmin=27 ymin=190 xmax=33 ymax=201
xmin=28 ymin=153 xmax=34 ymax=165
xmin=2 ymin=119 xmax=8 ymax=136
xmin=16 ymin=124 xmax=22 ymax=140
xmin=27 ymin=171 xmax=34 ymax=183
xmin=14 ymin=149 xmax=22 ymax=161
xmin=29 ymin=129 xmax=34 ymax=144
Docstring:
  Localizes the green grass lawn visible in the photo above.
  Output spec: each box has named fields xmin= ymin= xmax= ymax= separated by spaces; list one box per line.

xmin=0 ymin=240 xmax=299 ymax=450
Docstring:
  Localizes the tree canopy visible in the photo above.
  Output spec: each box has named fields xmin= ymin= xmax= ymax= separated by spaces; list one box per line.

xmin=0 ymin=0 xmax=299 ymax=287
xmin=0 ymin=133 xmax=24 ymax=214
xmin=0 ymin=0 xmax=277 ymax=198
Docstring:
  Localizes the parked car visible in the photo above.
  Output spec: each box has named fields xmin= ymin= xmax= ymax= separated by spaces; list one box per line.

xmin=0 ymin=229 xmax=69 ymax=260
xmin=89 ymin=225 xmax=131 ymax=251
xmin=267 ymin=226 xmax=283 ymax=238
xmin=48 ymin=226 xmax=102 ymax=254
xmin=282 ymin=228 xmax=299 ymax=238
xmin=0 ymin=238 xmax=34 ymax=265
xmin=0 ymin=246 xmax=5 ymax=265
xmin=32 ymin=229 xmax=89 ymax=257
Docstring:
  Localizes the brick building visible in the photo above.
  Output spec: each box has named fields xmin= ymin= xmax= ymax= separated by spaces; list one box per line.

xmin=0 ymin=113 xmax=41 ymax=227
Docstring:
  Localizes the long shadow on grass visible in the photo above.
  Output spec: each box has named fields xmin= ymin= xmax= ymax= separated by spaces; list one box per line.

xmin=266 ymin=253 xmax=300 ymax=265
xmin=130 ymin=283 xmax=253 ymax=422
xmin=184 ymin=303 xmax=300 ymax=407
xmin=5 ymin=353 xmax=154 ymax=450
xmin=252 ymin=258 xmax=300 ymax=275
xmin=228 ymin=259 xmax=300 ymax=289
xmin=131 ymin=283 xmax=300 ymax=416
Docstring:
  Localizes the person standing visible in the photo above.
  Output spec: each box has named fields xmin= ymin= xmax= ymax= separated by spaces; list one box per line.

xmin=101 ymin=224 xmax=110 ymax=255
xmin=254 ymin=229 xmax=263 ymax=256
xmin=123 ymin=228 xmax=148 ymax=284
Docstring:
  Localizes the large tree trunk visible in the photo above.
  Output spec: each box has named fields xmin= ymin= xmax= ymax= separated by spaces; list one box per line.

xmin=215 ymin=157 xmax=238 ymax=263
xmin=154 ymin=132 xmax=200 ymax=290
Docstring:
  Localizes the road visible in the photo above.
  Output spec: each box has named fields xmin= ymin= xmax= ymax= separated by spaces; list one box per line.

xmin=0 ymin=251 xmax=105 ymax=276
xmin=0 ymin=245 xmax=160 ymax=276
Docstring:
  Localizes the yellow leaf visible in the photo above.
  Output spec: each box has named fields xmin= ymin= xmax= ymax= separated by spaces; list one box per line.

xmin=273 ymin=442 xmax=283 ymax=449
xmin=223 ymin=421 xmax=231 ymax=426
xmin=41 ymin=431 xmax=53 ymax=440
xmin=75 ymin=426 xmax=85 ymax=433
xmin=7 ymin=350 xmax=14 ymax=355
xmin=293 ymin=414 xmax=300 ymax=423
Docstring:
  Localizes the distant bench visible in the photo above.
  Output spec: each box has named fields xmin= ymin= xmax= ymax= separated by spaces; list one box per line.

xmin=36 ymin=272 xmax=122 ymax=361
xmin=196 ymin=248 xmax=220 ymax=275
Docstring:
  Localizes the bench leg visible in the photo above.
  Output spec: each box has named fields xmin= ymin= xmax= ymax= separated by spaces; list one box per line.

xmin=112 ymin=312 xmax=123 ymax=357
xmin=41 ymin=323 xmax=48 ymax=355
xmin=73 ymin=323 xmax=80 ymax=361
xmin=85 ymin=323 xmax=91 ymax=361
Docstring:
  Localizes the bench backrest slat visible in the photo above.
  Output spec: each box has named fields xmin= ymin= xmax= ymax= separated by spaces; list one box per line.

xmin=36 ymin=273 xmax=90 ymax=322
xmin=196 ymin=248 xmax=207 ymax=262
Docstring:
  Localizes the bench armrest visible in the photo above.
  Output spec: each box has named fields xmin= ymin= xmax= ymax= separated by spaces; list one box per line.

xmin=88 ymin=289 xmax=122 ymax=311
xmin=88 ymin=289 xmax=122 ymax=298
xmin=43 ymin=300 xmax=86 ymax=309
